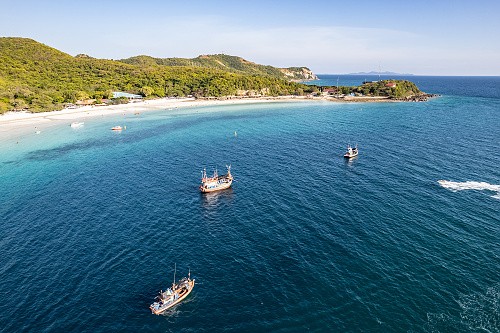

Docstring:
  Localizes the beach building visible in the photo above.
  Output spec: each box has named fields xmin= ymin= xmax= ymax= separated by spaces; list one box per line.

xmin=322 ymin=88 xmax=337 ymax=94
xmin=75 ymin=99 xmax=96 ymax=106
xmin=112 ymin=92 xmax=143 ymax=100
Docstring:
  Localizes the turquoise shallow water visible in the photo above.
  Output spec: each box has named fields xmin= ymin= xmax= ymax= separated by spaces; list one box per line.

xmin=0 ymin=76 xmax=499 ymax=332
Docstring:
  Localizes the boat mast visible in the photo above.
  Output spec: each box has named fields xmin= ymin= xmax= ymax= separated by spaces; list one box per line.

xmin=173 ymin=263 xmax=176 ymax=286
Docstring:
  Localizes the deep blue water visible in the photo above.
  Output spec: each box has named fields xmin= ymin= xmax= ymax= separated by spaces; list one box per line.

xmin=0 ymin=76 xmax=499 ymax=332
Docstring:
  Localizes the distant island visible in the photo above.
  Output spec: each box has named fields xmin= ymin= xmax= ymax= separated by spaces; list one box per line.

xmin=347 ymin=71 xmax=414 ymax=76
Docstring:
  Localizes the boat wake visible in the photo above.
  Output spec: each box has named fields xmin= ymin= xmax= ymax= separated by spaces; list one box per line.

xmin=457 ymin=283 xmax=500 ymax=333
xmin=438 ymin=180 xmax=500 ymax=200
xmin=424 ymin=283 xmax=500 ymax=333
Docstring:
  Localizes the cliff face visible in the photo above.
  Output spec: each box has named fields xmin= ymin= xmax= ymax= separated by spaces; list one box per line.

xmin=279 ymin=67 xmax=318 ymax=82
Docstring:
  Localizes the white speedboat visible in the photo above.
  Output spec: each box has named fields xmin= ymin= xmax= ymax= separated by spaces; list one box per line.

xmin=344 ymin=144 xmax=358 ymax=158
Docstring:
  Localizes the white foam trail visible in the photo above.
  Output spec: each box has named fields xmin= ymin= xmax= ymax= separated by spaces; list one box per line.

xmin=438 ymin=180 xmax=500 ymax=199
xmin=457 ymin=284 xmax=500 ymax=332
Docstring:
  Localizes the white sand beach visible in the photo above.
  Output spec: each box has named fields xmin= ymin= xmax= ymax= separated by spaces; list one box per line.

xmin=0 ymin=95 xmax=398 ymax=142
xmin=0 ymin=96 xmax=319 ymax=141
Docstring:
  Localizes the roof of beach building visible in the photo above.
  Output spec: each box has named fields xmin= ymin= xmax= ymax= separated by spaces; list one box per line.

xmin=112 ymin=91 xmax=143 ymax=99
xmin=75 ymin=99 xmax=95 ymax=105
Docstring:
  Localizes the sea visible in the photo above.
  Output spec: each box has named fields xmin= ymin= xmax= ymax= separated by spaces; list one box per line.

xmin=0 ymin=75 xmax=499 ymax=333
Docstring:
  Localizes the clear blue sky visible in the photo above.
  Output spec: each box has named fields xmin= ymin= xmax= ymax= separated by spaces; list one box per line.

xmin=2 ymin=0 xmax=499 ymax=75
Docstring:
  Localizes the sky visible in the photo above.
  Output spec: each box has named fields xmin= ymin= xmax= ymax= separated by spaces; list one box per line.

xmin=1 ymin=0 xmax=499 ymax=75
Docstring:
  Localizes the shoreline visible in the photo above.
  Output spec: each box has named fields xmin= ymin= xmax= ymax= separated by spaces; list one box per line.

xmin=0 ymin=94 xmax=433 ymax=141
xmin=0 ymin=96 xmax=313 ymax=141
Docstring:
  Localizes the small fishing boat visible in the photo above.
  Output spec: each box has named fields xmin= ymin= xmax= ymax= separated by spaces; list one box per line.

xmin=344 ymin=144 xmax=358 ymax=158
xmin=150 ymin=266 xmax=195 ymax=315
xmin=70 ymin=122 xmax=84 ymax=128
xmin=199 ymin=165 xmax=233 ymax=193
xmin=111 ymin=126 xmax=122 ymax=131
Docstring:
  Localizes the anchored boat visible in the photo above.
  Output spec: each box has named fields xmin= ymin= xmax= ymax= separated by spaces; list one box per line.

xmin=150 ymin=267 xmax=195 ymax=315
xmin=344 ymin=144 xmax=358 ymax=158
xmin=199 ymin=165 xmax=233 ymax=193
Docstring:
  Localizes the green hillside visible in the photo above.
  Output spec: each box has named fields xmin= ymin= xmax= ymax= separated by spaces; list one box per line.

xmin=319 ymin=79 xmax=426 ymax=99
xmin=360 ymin=80 xmax=422 ymax=98
xmin=345 ymin=80 xmax=423 ymax=98
xmin=0 ymin=38 xmax=310 ymax=113
xmin=119 ymin=54 xmax=317 ymax=81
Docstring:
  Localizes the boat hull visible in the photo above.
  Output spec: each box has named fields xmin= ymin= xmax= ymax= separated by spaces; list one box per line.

xmin=199 ymin=180 xmax=232 ymax=193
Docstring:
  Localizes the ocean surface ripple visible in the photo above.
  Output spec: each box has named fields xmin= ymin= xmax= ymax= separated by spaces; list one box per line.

xmin=0 ymin=76 xmax=499 ymax=332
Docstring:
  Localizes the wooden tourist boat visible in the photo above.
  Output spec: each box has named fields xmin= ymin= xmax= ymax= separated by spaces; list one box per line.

xmin=199 ymin=165 xmax=233 ymax=193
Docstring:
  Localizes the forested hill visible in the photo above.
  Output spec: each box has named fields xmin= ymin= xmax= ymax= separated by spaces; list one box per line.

xmin=0 ymin=38 xmax=311 ymax=113
xmin=119 ymin=54 xmax=317 ymax=82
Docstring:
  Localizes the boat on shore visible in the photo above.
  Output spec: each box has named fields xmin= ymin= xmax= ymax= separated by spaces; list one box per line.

xmin=150 ymin=267 xmax=195 ymax=315
xmin=199 ymin=165 xmax=233 ymax=193
xmin=70 ymin=122 xmax=84 ymax=128
xmin=344 ymin=144 xmax=358 ymax=158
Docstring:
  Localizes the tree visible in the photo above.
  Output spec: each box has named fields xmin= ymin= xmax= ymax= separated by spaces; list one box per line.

xmin=140 ymin=86 xmax=154 ymax=97
xmin=75 ymin=91 xmax=90 ymax=101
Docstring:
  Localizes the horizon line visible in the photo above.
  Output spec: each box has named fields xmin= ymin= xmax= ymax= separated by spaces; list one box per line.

xmin=316 ymin=74 xmax=500 ymax=77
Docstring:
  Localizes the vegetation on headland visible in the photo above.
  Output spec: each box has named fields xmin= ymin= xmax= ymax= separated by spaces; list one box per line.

xmin=322 ymin=80 xmax=428 ymax=100
xmin=0 ymin=38 xmax=431 ymax=114
xmin=119 ymin=54 xmax=317 ymax=81
xmin=0 ymin=38 xmax=312 ymax=113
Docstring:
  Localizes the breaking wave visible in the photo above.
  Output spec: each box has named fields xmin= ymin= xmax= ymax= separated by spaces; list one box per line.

xmin=438 ymin=180 xmax=500 ymax=199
